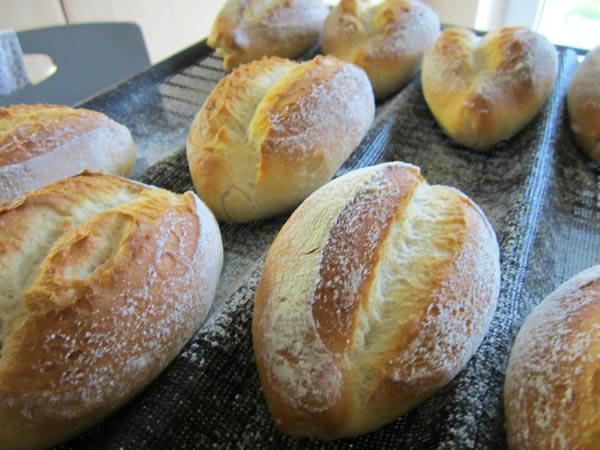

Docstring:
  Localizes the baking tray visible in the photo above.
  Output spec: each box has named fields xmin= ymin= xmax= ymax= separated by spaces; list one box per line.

xmin=50 ymin=40 xmax=597 ymax=449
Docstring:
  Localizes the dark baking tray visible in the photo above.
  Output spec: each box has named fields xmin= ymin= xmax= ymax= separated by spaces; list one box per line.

xmin=51 ymin=40 xmax=597 ymax=449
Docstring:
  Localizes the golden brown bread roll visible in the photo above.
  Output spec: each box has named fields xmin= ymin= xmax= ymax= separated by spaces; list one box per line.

xmin=0 ymin=104 xmax=136 ymax=202
xmin=186 ymin=55 xmax=375 ymax=223
xmin=321 ymin=0 xmax=440 ymax=99
xmin=422 ymin=27 xmax=558 ymax=151
xmin=0 ymin=172 xmax=223 ymax=450
xmin=252 ymin=162 xmax=500 ymax=439
xmin=568 ymin=46 xmax=600 ymax=164
xmin=505 ymin=266 xmax=600 ymax=450
xmin=208 ymin=0 xmax=329 ymax=71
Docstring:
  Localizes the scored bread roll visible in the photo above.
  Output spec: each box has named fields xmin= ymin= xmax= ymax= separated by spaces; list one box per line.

xmin=568 ymin=46 xmax=600 ymax=164
xmin=321 ymin=0 xmax=440 ymax=99
xmin=186 ymin=55 xmax=375 ymax=223
xmin=0 ymin=104 xmax=136 ymax=202
xmin=422 ymin=27 xmax=558 ymax=151
xmin=0 ymin=172 xmax=223 ymax=450
xmin=253 ymin=162 xmax=500 ymax=439
xmin=208 ymin=0 xmax=329 ymax=71
xmin=504 ymin=266 xmax=600 ymax=450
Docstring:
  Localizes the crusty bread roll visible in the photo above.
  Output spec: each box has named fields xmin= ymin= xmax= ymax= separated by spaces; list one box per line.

xmin=505 ymin=266 xmax=600 ymax=450
xmin=321 ymin=0 xmax=440 ymax=99
xmin=253 ymin=162 xmax=500 ymax=439
xmin=0 ymin=172 xmax=223 ymax=450
xmin=568 ymin=46 xmax=600 ymax=164
xmin=208 ymin=0 xmax=329 ymax=71
xmin=0 ymin=104 xmax=136 ymax=202
xmin=186 ymin=55 xmax=375 ymax=223
xmin=422 ymin=27 xmax=558 ymax=151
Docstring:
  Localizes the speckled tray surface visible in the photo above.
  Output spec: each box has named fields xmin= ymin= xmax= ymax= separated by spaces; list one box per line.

xmin=54 ymin=41 xmax=598 ymax=449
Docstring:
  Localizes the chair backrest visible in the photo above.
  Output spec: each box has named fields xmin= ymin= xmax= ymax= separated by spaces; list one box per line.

xmin=0 ymin=22 xmax=151 ymax=106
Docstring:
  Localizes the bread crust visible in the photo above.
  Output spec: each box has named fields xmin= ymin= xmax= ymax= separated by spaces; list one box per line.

xmin=208 ymin=0 xmax=329 ymax=71
xmin=421 ymin=27 xmax=558 ymax=151
xmin=321 ymin=0 xmax=440 ymax=99
xmin=505 ymin=266 xmax=600 ymax=450
xmin=252 ymin=162 xmax=500 ymax=439
xmin=186 ymin=55 xmax=375 ymax=223
xmin=0 ymin=172 xmax=223 ymax=450
xmin=0 ymin=105 xmax=136 ymax=202
xmin=567 ymin=46 xmax=600 ymax=164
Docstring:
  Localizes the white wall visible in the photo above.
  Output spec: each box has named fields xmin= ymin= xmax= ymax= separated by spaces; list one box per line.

xmin=61 ymin=0 xmax=225 ymax=62
xmin=0 ymin=0 xmax=66 ymax=30
xmin=475 ymin=0 xmax=509 ymax=30
xmin=424 ymin=0 xmax=480 ymax=27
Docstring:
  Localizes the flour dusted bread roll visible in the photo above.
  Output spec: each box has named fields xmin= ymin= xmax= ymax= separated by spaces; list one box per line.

xmin=253 ymin=162 xmax=500 ymax=439
xmin=0 ymin=104 xmax=136 ymax=202
xmin=568 ymin=46 xmax=600 ymax=164
xmin=422 ymin=27 xmax=558 ymax=151
xmin=321 ymin=0 xmax=440 ymax=99
xmin=186 ymin=55 xmax=375 ymax=223
xmin=208 ymin=0 xmax=329 ymax=71
xmin=505 ymin=266 xmax=600 ymax=450
xmin=0 ymin=172 xmax=223 ymax=450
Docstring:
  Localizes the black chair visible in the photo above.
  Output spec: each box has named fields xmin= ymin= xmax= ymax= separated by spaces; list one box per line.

xmin=0 ymin=22 xmax=151 ymax=106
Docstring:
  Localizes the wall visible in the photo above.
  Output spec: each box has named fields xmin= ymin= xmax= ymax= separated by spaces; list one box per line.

xmin=60 ymin=0 xmax=225 ymax=62
xmin=503 ymin=0 xmax=543 ymax=27
xmin=425 ymin=0 xmax=480 ymax=27
xmin=0 ymin=0 xmax=66 ymax=30
xmin=475 ymin=0 xmax=509 ymax=30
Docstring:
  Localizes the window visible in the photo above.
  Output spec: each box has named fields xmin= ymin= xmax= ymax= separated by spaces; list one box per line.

xmin=536 ymin=0 xmax=600 ymax=50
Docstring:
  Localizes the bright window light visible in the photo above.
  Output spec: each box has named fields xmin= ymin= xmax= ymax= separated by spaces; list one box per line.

xmin=536 ymin=0 xmax=600 ymax=50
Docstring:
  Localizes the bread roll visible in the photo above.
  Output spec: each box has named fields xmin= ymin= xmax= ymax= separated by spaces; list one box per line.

xmin=422 ymin=27 xmax=558 ymax=151
xmin=0 ymin=172 xmax=223 ymax=450
xmin=208 ymin=0 xmax=329 ymax=71
xmin=0 ymin=104 xmax=136 ymax=202
xmin=186 ymin=55 xmax=375 ymax=223
xmin=505 ymin=266 xmax=600 ymax=450
xmin=568 ymin=46 xmax=600 ymax=164
xmin=252 ymin=162 xmax=500 ymax=439
xmin=321 ymin=0 xmax=440 ymax=99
